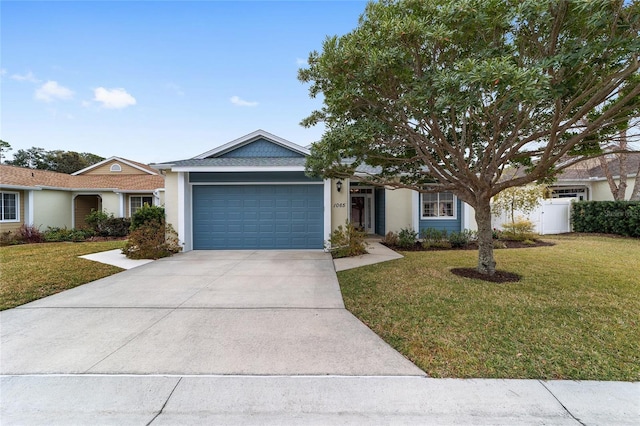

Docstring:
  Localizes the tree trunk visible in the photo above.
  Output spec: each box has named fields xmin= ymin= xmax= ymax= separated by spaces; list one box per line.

xmin=600 ymin=134 xmax=628 ymax=201
xmin=631 ymin=160 xmax=640 ymax=201
xmin=475 ymin=197 xmax=496 ymax=276
xmin=600 ymin=155 xmax=626 ymax=201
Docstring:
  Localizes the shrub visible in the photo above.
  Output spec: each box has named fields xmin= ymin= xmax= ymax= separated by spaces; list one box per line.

xmin=0 ymin=231 xmax=14 ymax=246
xmin=397 ymin=227 xmax=418 ymax=249
xmin=492 ymin=228 xmax=503 ymax=240
xmin=447 ymin=229 xmax=476 ymax=248
xmin=85 ymin=209 xmax=130 ymax=237
xmin=493 ymin=240 xmax=507 ymax=249
xmin=420 ymin=228 xmax=448 ymax=248
xmin=500 ymin=218 xmax=537 ymax=241
xmin=429 ymin=240 xmax=453 ymax=249
xmin=123 ymin=221 xmax=181 ymax=259
xmin=327 ymin=221 xmax=368 ymax=258
xmin=572 ymin=201 xmax=640 ymax=237
xmin=130 ymin=204 xmax=165 ymax=231
xmin=15 ymin=224 xmax=44 ymax=244
xmin=43 ymin=227 xmax=92 ymax=242
xmin=380 ymin=231 xmax=399 ymax=246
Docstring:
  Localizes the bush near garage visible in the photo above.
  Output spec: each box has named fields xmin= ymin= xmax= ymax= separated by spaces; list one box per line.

xmin=572 ymin=201 xmax=640 ymax=237
xmin=327 ymin=221 xmax=368 ymax=258
xmin=123 ymin=205 xmax=181 ymax=259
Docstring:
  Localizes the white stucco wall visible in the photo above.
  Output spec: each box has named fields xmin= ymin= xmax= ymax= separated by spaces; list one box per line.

xmin=163 ymin=172 xmax=179 ymax=230
xmin=33 ymin=190 xmax=73 ymax=229
xmin=591 ymin=179 xmax=636 ymax=201
xmin=100 ymin=192 xmax=120 ymax=217
xmin=384 ymin=188 xmax=414 ymax=233
xmin=463 ymin=204 xmax=478 ymax=231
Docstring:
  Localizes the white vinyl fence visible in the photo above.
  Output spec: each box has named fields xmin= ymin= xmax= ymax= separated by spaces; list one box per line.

xmin=492 ymin=198 xmax=573 ymax=235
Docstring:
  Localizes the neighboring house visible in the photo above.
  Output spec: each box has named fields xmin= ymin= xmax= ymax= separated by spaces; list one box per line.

xmin=154 ymin=130 xmax=474 ymax=251
xmin=548 ymin=154 xmax=640 ymax=201
xmin=491 ymin=155 xmax=640 ymax=235
xmin=0 ymin=157 xmax=164 ymax=234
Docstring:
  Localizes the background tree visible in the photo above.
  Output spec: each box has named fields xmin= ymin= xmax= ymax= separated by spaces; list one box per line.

xmin=588 ymin=74 xmax=640 ymax=201
xmin=299 ymin=0 xmax=640 ymax=275
xmin=6 ymin=147 xmax=105 ymax=173
xmin=0 ymin=140 xmax=11 ymax=164
xmin=492 ymin=185 xmax=546 ymax=225
xmin=7 ymin=147 xmax=48 ymax=169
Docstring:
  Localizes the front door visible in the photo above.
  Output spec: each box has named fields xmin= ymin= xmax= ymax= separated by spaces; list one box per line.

xmin=350 ymin=188 xmax=374 ymax=234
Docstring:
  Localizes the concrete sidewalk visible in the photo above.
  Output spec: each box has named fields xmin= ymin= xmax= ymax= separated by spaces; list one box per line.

xmin=2 ymin=375 xmax=637 ymax=424
xmin=333 ymin=239 xmax=403 ymax=271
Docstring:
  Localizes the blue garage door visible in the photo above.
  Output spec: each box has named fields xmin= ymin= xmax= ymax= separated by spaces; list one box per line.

xmin=192 ymin=185 xmax=324 ymax=249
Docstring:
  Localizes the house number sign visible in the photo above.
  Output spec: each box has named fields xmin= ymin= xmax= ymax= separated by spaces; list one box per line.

xmin=333 ymin=202 xmax=346 ymax=208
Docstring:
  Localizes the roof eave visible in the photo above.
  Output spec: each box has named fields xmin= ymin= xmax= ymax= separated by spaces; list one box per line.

xmin=171 ymin=166 xmax=307 ymax=173
xmin=0 ymin=185 xmax=42 ymax=191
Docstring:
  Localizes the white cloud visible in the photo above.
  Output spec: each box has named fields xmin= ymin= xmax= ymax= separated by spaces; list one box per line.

xmin=12 ymin=71 xmax=41 ymax=83
xmin=35 ymin=81 xmax=74 ymax=102
xmin=230 ymin=95 xmax=258 ymax=107
xmin=296 ymin=58 xmax=307 ymax=66
xmin=93 ymin=87 xmax=137 ymax=109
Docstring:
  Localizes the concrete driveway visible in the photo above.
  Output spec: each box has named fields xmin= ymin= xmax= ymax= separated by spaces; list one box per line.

xmin=4 ymin=250 xmax=636 ymax=425
xmin=1 ymin=250 xmax=422 ymax=376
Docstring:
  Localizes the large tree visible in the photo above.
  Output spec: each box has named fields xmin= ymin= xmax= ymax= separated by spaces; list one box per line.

xmin=7 ymin=147 xmax=105 ymax=173
xmin=0 ymin=140 xmax=11 ymax=164
xmin=299 ymin=0 xmax=640 ymax=275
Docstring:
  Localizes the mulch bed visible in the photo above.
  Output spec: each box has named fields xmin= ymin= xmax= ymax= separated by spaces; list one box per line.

xmin=450 ymin=268 xmax=521 ymax=283
xmin=381 ymin=239 xmax=555 ymax=283
xmin=382 ymin=239 xmax=554 ymax=251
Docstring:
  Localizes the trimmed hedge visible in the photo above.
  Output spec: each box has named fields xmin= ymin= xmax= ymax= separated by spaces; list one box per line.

xmin=572 ymin=201 xmax=640 ymax=237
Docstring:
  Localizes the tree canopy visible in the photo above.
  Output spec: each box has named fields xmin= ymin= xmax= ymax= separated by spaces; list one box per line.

xmin=299 ymin=0 xmax=640 ymax=275
xmin=6 ymin=147 xmax=105 ymax=174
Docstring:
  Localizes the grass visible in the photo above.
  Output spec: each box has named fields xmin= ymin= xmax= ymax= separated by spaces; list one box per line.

xmin=0 ymin=241 xmax=125 ymax=310
xmin=338 ymin=234 xmax=640 ymax=381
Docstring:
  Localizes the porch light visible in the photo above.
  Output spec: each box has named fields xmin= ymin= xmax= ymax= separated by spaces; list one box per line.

xmin=336 ymin=180 xmax=343 ymax=192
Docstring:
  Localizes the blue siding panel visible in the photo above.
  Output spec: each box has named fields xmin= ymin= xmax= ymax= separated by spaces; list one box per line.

xmin=418 ymin=199 xmax=463 ymax=234
xmin=375 ymin=188 xmax=386 ymax=236
xmin=192 ymin=184 xmax=324 ymax=249
xmin=219 ymin=138 xmax=304 ymax=158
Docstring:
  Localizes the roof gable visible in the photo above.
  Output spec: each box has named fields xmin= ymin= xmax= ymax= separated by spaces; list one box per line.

xmin=72 ymin=156 xmax=159 ymax=176
xmin=194 ymin=130 xmax=310 ymax=159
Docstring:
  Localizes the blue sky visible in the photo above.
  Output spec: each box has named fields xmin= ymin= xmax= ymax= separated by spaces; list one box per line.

xmin=1 ymin=0 xmax=367 ymax=163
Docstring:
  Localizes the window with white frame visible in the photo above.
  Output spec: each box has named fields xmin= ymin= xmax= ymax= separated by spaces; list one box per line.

xmin=110 ymin=163 xmax=122 ymax=172
xmin=421 ymin=192 xmax=456 ymax=219
xmin=0 ymin=192 xmax=19 ymax=222
xmin=130 ymin=196 xmax=153 ymax=216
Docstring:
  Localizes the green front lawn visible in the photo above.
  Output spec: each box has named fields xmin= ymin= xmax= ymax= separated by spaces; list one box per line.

xmin=0 ymin=241 xmax=126 ymax=310
xmin=338 ymin=234 xmax=640 ymax=381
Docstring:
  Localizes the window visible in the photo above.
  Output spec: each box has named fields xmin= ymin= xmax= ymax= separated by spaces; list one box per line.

xmin=0 ymin=192 xmax=19 ymax=222
xmin=130 ymin=196 xmax=153 ymax=216
xmin=421 ymin=192 xmax=456 ymax=219
xmin=110 ymin=163 xmax=122 ymax=172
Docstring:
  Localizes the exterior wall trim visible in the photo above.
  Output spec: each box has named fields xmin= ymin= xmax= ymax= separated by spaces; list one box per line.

xmin=411 ymin=190 xmax=419 ymax=233
xmin=323 ymin=179 xmax=331 ymax=246
xmin=190 ymin=181 xmax=323 ymax=186
xmin=172 ymin=166 xmax=305 ymax=173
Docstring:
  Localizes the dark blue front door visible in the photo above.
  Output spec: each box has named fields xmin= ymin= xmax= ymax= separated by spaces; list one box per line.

xmin=192 ymin=185 xmax=324 ymax=249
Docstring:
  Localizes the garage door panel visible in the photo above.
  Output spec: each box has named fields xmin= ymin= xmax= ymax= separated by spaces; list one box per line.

xmin=193 ymin=184 xmax=323 ymax=249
